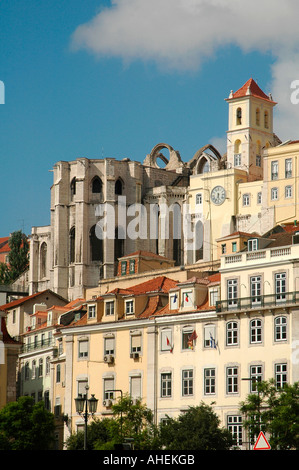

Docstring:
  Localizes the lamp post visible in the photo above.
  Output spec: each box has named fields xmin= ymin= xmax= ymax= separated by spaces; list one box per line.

xmin=75 ymin=385 xmax=98 ymax=450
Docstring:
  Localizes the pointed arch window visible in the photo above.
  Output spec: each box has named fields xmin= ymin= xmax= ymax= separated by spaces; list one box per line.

xmin=264 ymin=110 xmax=269 ymax=129
xmin=40 ymin=242 xmax=47 ymax=279
xmin=115 ymin=178 xmax=123 ymax=195
xmin=92 ymin=176 xmax=102 ymax=194
xmin=90 ymin=225 xmax=103 ymax=262
xmin=70 ymin=177 xmax=76 ymax=198
xmin=69 ymin=227 xmax=75 ymax=264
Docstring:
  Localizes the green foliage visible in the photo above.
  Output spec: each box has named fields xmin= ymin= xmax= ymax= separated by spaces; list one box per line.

xmin=0 ymin=231 xmax=29 ymax=285
xmin=160 ymin=403 xmax=233 ymax=450
xmin=0 ymin=396 xmax=55 ymax=450
xmin=240 ymin=380 xmax=299 ymax=450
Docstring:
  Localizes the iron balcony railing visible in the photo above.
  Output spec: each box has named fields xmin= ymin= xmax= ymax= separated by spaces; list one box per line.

xmin=21 ymin=337 xmax=56 ymax=353
xmin=216 ymin=290 xmax=299 ymax=313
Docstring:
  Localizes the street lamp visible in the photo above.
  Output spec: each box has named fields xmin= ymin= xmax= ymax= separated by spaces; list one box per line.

xmin=75 ymin=385 xmax=98 ymax=450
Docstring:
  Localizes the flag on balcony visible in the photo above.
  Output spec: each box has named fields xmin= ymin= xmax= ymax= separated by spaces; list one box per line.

xmin=166 ymin=336 xmax=173 ymax=353
xmin=210 ymin=333 xmax=217 ymax=349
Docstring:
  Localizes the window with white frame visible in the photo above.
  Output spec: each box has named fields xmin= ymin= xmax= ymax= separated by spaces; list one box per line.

xmin=227 ymin=415 xmax=243 ymax=447
xmin=38 ymin=358 xmax=43 ymax=377
xmin=169 ymin=292 xmax=179 ymax=310
xmin=130 ymin=332 xmax=142 ymax=355
xmin=275 ymin=363 xmax=287 ymax=389
xmin=285 ymin=185 xmax=292 ymax=198
xmin=271 ymin=187 xmax=278 ymax=200
xmin=130 ymin=374 xmax=141 ymax=400
xmin=242 ymin=193 xmax=250 ymax=206
xmin=125 ymin=300 xmax=134 ymax=315
xmin=285 ymin=158 xmax=292 ymax=178
xmin=234 ymin=153 xmax=241 ymax=166
xmin=104 ymin=336 xmax=115 ymax=355
xmin=227 ymin=279 xmax=238 ymax=307
xmin=257 ymin=191 xmax=262 ymax=204
xmin=209 ymin=288 xmax=219 ymax=306
xmin=248 ymin=238 xmax=258 ymax=251
xmin=250 ymin=319 xmax=262 ymax=344
xmin=250 ymin=365 xmax=263 ymax=392
xmin=204 ymin=368 xmax=216 ymax=395
xmin=181 ymin=290 xmax=193 ymax=307
xmin=226 ymin=366 xmax=238 ymax=394
xmin=204 ymin=324 xmax=216 ymax=348
xmin=274 ymin=316 xmax=287 ymax=342
xmin=103 ymin=377 xmax=115 ymax=400
xmin=88 ymin=304 xmax=96 ymax=319
xmin=271 ymin=161 xmax=278 ymax=180
xmin=182 ymin=326 xmax=195 ymax=350
xmin=182 ymin=369 xmax=194 ymax=396
xmin=195 ymin=193 xmax=202 ymax=205
xmin=105 ymin=300 xmax=115 ymax=316
xmin=161 ymin=372 xmax=172 ymax=397
xmin=250 ymin=276 xmax=261 ymax=305
xmin=161 ymin=328 xmax=173 ymax=352
xmin=46 ymin=356 xmax=50 ymax=375
xmin=275 ymin=272 xmax=286 ymax=301
xmin=78 ymin=339 xmax=89 ymax=358
xmin=226 ymin=321 xmax=238 ymax=346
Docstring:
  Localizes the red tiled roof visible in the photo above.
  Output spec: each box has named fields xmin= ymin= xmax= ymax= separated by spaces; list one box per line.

xmin=0 ymin=237 xmax=10 ymax=253
xmin=229 ymin=78 xmax=275 ymax=103
xmin=0 ymin=291 xmax=48 ymax=311
xmin=106 ymin=276 xmax=178 ymax=297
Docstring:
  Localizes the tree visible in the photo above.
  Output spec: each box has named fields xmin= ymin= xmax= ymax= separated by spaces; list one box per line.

xmin=240 ymin=380 xmax=299 ymax=450
xmin=0 ymin=231 xmax=29 ymax=285
xmin=160 ymin=403 xmax=233 ymax=450
xmin=0 ymin=396 xmax=55 ymax=450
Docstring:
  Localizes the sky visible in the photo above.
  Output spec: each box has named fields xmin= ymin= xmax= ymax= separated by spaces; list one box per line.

xmin=1 ymin=0 xmax=299 ymax=236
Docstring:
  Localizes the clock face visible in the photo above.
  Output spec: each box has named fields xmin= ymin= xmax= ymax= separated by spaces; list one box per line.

xmin=211 ymin=185 xmax=226 ymax=205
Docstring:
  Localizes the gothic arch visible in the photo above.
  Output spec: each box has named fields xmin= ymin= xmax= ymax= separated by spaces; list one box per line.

xmin=143 ymin=143 xmax=184 ymax=170
xmin=188 ymin=144 xmax=222 ymax=175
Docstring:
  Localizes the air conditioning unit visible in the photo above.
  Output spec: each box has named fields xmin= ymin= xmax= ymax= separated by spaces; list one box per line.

xmin=104 ymin=354 xmax=114 ymax=364
xmin=103 ymin=399 xmax=113 ymax=408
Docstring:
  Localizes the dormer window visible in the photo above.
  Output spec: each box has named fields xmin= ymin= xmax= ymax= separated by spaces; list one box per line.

xmin=169 ymin=292 xmax=178 ymax=310
xmin=248 ymin=238 xmax=258 ymax=251
xmin=105 ymin=301 xmax=115 ymax=316
xmin=88 ymin=305 xmax=96 ymax=319
xmin=182 ymin=290 xmax=193 ymax=308
xmin=125 ymin=300 xmax=134 ymax=315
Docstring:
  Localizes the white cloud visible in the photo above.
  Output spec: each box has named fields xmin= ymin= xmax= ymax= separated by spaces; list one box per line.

xmin=71 ymin=0 xmax=299 ymax=139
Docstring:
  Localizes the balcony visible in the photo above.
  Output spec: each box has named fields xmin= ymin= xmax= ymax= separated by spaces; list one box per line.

xmin=222 ymin=245 xmax=294 ymax=268
xmin=216 ymin=291 xmax=299 ymax=313
xmin=21 ymin=337 xmax=56 ymax=354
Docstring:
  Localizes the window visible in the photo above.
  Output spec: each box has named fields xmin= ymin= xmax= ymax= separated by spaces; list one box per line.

xmin=250 ymin=276 xmax=261 ymax=305
xmin=25 ymin=362 xmax=30 ymax=381
xmin=182 ymin=327 xmax=196 ymax=350
xmin=243 ymin=193 xmax=250 ymax=206
xmin=209 ymin=288 xmax=219 ymax=306
xmin=182 ymin=290 xmax=193 ymax=307
xmin=103 ymin=378 xmax=115 ymax=400
xmin=275 ymin=272 xmax=286 ymax=301
xmin=227 ymin=279 xmax=238 ymax=307
xmin=264 ymin=110 xmax=269 ymax=128
xmin=221 ymin=244 xmax=226 ymax=254
xmin=125 ymin=300 xmax=134 ymax=315
xmin=250 ymin=319 xmax=262 ymax=344
xmin=105 ymin=301 xmax=115 ymax=316
xmin=92 ymin=176 xmax=102 ymax=193
xmin=104 ymin=336 xmax=115 ymax=355
xmin=236 ymin=107 xmax=242 ymax=125
xmin=46 ymin=356 xmax=50 ymax=375
xmin=271 ymin=161 xmax=278 ymax=180
xmin=234 ymin=153 xmax=241 ymax=166
xmin=130 ymin=333 xmax=142 ymax=355
xmin=90 ymin=225 xmax=103 ymax=262
xmin=129 ymin=259 xmax=135 ymax=274
xmin=256 ymin=107 xmax=260 ymax=126
xmin=77 ymin=379 xmax=88 ymax=398
xmin=121 ymin=261 xmax=127 ymax=276
xmin=78 ymin=339 xmax=88 ymax=358
xmin=285 ymin=185 xmax=292 ymax=198
xmin=169 ymin=292 xmax=178 ymax=310
xmin=32 ymin=360 xmax=36 ymax=379
xmin=161 ymin=373 xmax=172 ymax=397
xmin=182 ymin=369 xmax=193 ymax=396
xmin=256 ymin=154 xmax=261 ymax=167
xmin=257 ymin=192 xmax=262 ymax=204
xmin=227 ymin=416 xmax=243 ymax=447
xmin=285 ymin=158 xmax=292 ymax=178
xmin=40 ymin=242 xmax=47 ymax=279
xmin=69 ymin=226 xmax=75 ymax=264
xmin=88 ymin=305 xmax=96 ymax=319
xmin=38 ymin=358 xmax=43 ymax=377
xmin=250 ymin=365 xmax=263 ymax=392
xmin=248 ymin=238 xmax=258 ymax=251
xmin=115 ymin=178 xmax=123 ymax=195
xmin=70 ymin=177 xmax=76 ymax=198
xmin=275 ymin=363 xmax=287 ymax=389
xmin=196 ymin=193 xmax=202 ymax=205
xmin=226 ymin=321 xmax=238 ymax=346
xmin=274 ymin=316 xmax=287 ymax=341
xmin=56 ymin=364 xmax=61 ymax=383
xmin=271 ymin=187 xmax=278 ymax=200
xmin=204 ymin=368 xmax=215 ymax=395
xmin=226 ymin=367 xmax=238 ymax=394
xmin=161 ymin=329 xmax=173 ymax=352
xmin=232 ymin=242 xmax=237 ymax=252
xmin=204 ymin=324 xmax=216 ymax=348
xmin=130 ymin=375 xmax=141 ymax=400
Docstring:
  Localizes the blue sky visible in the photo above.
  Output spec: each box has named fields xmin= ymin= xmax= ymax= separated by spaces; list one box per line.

xmin=1 ymin=1 xmax=298 ymax=236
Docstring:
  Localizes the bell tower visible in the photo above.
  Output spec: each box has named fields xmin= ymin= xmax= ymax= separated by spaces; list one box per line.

xmin=225 ymin=78 xmax=276 ymax=181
